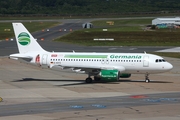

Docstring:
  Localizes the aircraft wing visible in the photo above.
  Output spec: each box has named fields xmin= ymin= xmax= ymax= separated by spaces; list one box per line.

xmin=51 ymin=64 xmax=125 ymax=73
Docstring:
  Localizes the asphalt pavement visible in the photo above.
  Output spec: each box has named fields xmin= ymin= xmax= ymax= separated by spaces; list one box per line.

xmin=0 ymin=18 xmax=179 ymax=120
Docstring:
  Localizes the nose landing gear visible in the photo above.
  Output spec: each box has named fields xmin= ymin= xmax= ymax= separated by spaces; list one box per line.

xmin=145 ymin=74 xmax=150 ymax=83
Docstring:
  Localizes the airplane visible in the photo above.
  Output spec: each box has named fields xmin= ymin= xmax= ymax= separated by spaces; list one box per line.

xmin=10 ymin=23 xmax=173 ymax=83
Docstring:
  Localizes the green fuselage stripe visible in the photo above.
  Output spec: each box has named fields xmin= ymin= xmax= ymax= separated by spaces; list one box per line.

xmin=64 ymin=55 xmax=108 ymax=58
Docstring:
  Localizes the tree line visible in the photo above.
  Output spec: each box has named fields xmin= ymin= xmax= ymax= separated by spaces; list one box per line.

xmin=0 ymin=0 xmax=180 ymax=15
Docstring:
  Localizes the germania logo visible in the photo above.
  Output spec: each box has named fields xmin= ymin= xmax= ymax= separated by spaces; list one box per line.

xmin=110 ymin=55 xmax=142 ymax=59
xmin=18 ymin=32 xmax=30 ymax=46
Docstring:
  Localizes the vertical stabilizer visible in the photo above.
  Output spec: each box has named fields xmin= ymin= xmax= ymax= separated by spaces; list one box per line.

xmin=12 ymin=23 xmax=46 ymax=53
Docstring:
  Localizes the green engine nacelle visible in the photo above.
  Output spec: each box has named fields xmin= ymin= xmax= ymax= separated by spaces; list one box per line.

xmin=100 ymin=70 xmax=119 ymax=82
xmin=120 ymin=73 xmax=131 ymax=78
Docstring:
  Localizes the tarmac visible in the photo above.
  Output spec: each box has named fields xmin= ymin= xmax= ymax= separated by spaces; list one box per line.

xmin=157 ymin=47 xmax=180 ymax=52
xmin=0 ymin=56 xmax=180 ymax=120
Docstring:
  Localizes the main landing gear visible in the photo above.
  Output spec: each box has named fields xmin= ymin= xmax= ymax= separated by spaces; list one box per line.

xmin=145 ymin=73 xmax=150 ymax=83
xmin=85 ymin=77 xmax=92 ymax=83
xmin=85 ymin=76 xmax=101 ymax=83
xmin=85 ymin=73 xmax=93 ymax=83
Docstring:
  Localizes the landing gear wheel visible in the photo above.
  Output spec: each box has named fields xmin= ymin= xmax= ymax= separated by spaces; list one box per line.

xmin=85 ymin=78 xmax=92 ymax=83
xmin=145 ymin=79 xmax=150 ymax=83
xmin=145 ymin=73 xmax=150 ymax=83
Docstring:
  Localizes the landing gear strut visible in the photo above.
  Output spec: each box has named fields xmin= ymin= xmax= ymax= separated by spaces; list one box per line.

xmin=145 ymin=73 xmax=150 ymax=83
xmin=85 ymin=73 xmax=93 ymax=83
xmin=94 ymin=76 xmax=101 ymax=81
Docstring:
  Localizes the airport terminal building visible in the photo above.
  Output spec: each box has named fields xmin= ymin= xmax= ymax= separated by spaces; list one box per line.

xmin=152 ymin=17 xmax=180 ymax=25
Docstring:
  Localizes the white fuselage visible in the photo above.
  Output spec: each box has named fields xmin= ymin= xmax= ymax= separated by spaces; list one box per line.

xmin=30 ymin=52 xmax=173 ymax=74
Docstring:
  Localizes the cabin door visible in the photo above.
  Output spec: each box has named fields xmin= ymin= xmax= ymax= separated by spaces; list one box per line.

xmin=143 ymin=56 xmax=149 ymax=67
xmin=42 ymin=54 xmax=48 ymax=65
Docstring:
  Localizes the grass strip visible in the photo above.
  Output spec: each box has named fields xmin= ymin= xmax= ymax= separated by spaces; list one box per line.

xmin=55 ymin=30 xmax=180 ymax=46
xmin=0 ymin=22 xmax=60 ymax=40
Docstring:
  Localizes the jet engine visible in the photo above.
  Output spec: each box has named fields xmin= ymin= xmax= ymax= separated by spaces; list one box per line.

xmin=98 ymin=70 xmax=120 ymax=82
xmin=95 ymin=70 xmax=131 ymax=82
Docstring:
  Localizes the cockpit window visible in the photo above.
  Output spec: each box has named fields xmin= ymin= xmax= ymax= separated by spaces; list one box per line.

xmin=155 ymin=59 xmax=166 ymax=63
xmin=162 ymin=59 xmax=166 ymax=62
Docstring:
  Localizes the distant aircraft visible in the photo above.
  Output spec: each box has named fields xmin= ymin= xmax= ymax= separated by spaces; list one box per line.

xmin=10 ymin=23 xmax=173 ymax=83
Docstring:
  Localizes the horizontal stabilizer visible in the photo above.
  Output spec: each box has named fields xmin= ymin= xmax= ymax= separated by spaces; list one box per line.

xmin=10 ymin=53 xmax=33 ymax=62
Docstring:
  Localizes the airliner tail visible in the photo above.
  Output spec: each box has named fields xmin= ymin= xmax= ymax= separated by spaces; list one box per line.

xmin=12 ymin=23 xmax=46 ymax=54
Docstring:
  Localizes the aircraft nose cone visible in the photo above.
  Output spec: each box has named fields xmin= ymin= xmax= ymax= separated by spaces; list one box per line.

xmin=169 ymin=63 xmax=173 ymax=70
xmin=166 ymin=63 xmax=173 ymax=70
